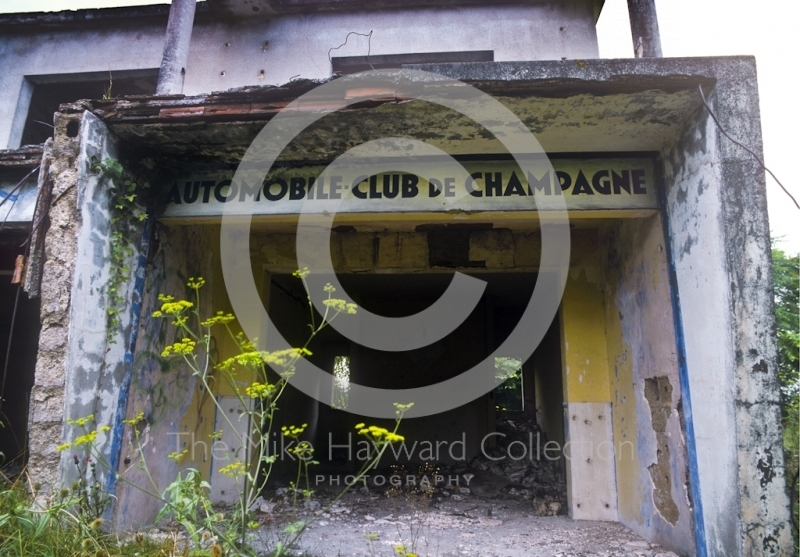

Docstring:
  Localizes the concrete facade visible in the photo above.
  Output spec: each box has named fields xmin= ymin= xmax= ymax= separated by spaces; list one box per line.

xmin=0 ymin=0 xmax=601 ymax=150
xmin=0 ymin=3 xmax=793 ymax=556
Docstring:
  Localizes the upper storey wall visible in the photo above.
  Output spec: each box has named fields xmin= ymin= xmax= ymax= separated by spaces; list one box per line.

xmin=0 ymin=0 xmax=600 ymax=149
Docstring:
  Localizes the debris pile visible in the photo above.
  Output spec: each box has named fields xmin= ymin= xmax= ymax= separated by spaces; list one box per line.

xmin=469 ymin=414 xmax=567 ymax=516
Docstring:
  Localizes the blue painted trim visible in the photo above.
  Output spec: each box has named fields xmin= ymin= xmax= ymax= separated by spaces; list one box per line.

xmin=105 ymin=217 xmax=151 ymax=499
xmin=657 ymin=167 xmax=707 ymax=557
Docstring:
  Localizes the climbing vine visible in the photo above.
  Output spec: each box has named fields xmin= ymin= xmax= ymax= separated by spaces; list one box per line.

xmin=91 ymin=158 xmax=149 ymax=342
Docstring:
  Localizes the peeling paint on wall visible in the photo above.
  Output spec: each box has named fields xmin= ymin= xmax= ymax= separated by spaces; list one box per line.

xmin=644 ymin=376 xmax=680 ymax=526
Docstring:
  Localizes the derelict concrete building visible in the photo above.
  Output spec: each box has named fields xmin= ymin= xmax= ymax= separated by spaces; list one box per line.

xmin=0 ymin=1 xmax=793 ymax=555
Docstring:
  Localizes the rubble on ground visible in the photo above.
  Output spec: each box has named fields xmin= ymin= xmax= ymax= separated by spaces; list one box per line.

xmin=469 ymin=413 xmax=568 ymax=516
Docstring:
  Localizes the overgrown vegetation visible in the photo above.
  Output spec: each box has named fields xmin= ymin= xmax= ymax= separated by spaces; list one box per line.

xmin=773 ymin=246 xmax=799 ymax=543
xmin=0 ymin=474 xmax=170 ymax=556
xmin=91 ymin=158 xmax=149 ymax=342
xmin=0 ymin=271 xmax=411 ymax=556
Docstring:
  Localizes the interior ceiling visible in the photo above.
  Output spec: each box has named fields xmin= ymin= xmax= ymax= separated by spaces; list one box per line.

xmin=111 ymin=89 xmax=701 ymax=174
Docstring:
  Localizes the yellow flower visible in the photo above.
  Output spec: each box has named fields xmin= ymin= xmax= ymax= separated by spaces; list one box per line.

xmin=154 ymin=294 xmax=193 ymax=317
xmin=123 ymin=411 xmax=144 ymax=426
xmin=187 ymin=277 xmax=206 ymax=290
xmin=219 ymin=461 xmax=246 ymax=478
xmin=73 ymin=430 xmax=98 ymax=447
xmin=67 ymin=414 xmax=94 ymax=428
xmin=292 ymin=267 xmax=310 ymax=279
xmin=245 ymin=382 xmax=275 ymax=399
xmin=323 ymin=298 xmax=358 ymax=314
xmin=281 ymin=423 xmax=308 ymax=438
xmin=162 ymin=338 xmax=196 ymax=358
xmin=168 ymin=449 xmax=189 ymax=462
xmin=357 ymin=424 xmax=404 ymax=444
xmin=201 ymin=311 xmax=236 ymax=327
xmin=56 ymin=443 xmax=72 ymax=452
xmin=99 ymin=425 xmax=111 ymax=433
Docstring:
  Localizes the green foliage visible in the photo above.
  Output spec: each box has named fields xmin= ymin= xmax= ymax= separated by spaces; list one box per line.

xmin=772 ymin=246 xmax=799 ymax=542
xmin=6 ymin=272 xmax=410 ymax=556
xmin=773 ymin=248 xmax=799 ymax=414
xmin=155 ymin=468 xmax=224 ymax=550
xmin=0 ymin=478 xmax=165 ymax=556
xmin=91 ymin=158 xmax=150 ymax=343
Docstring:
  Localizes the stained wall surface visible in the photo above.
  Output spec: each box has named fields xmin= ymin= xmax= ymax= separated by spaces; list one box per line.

xmin=0 ymin=0 xmax=600 ymax=149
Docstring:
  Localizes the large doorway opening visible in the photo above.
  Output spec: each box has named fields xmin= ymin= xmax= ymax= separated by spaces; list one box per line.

xmin=263 ymin=271 xmax=565 ymax=482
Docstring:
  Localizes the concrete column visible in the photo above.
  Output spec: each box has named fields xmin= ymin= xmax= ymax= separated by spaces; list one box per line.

xmin=627 ymin=0 xmax=662 ymax=58
xmin=156 ymin=0 xmax=197 ymax=95
xmin=27 ymin=110 xmax=136 ymax=495
xmin=661 ymin=60 xmax=793 ymax=554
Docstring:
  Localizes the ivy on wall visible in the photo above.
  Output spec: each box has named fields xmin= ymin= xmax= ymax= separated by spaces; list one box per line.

xmin=91 ymin=158 xmax=149 ymax=343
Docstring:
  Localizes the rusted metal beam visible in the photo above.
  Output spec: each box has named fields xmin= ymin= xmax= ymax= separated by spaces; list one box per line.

xmin=627 ymin=0 xmax=662 ymax=58
xmin=156 ymin=0 xmax=197 ymax=95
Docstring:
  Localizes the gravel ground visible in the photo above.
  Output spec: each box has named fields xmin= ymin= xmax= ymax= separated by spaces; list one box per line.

xmin=253 ymin=488 xmax=680 ymax=557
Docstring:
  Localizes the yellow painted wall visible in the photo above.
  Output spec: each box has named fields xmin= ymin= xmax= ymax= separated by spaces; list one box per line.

xmin=559 ymin=268 xmax=612 ymax=404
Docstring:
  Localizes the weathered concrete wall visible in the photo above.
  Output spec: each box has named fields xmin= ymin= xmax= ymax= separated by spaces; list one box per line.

xmin=661 ymin=57 xmax=793 ymax=555
xmin=113 ymin=224 xmax=214 ymax=530
xmin=27 ymin=110 xmax=148 ymax=495
xmin=0 ymin=1 xmax=600 ymax=149
xmin=604 ymin=215 xmax=694 ymax=556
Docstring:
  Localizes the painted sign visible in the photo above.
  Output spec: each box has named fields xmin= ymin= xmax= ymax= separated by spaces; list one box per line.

xmin=161 ymin=157 xmax=657 ymax=219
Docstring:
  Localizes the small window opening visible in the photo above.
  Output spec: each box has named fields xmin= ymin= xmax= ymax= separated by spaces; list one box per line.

xmin=494 ymin=356 xmax=524 ymax=412
xmin=20 ymin=70 xmax=158 ymax=146
xmin=332 ymin=355 xmax=351 ymax=410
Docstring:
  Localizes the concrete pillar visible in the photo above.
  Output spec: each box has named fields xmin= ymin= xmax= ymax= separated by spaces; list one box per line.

xmin=661 ymin=61 xmax=793 ymax=554
xmin=156 ymin=0 xmax=197 ymax=95
xmin=27 ymin=110 xmax=143 ymax=496
xmin=627 ymin=0 xmax=662 ymax=58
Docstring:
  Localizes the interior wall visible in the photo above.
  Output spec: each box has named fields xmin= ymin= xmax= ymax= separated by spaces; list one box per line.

xmin=603 ymin=215 xmax=694 ymax=556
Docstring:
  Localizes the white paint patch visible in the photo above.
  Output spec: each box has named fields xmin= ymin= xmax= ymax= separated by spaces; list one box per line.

xmin=565 ymin=401 xmax=618 ymax=521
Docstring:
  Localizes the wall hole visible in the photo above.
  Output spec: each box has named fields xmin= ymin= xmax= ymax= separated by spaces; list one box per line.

xmin=65 ymin=120 xmax=80 ymax=138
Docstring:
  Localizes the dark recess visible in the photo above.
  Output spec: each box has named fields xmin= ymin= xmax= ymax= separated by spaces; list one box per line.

xmin=21 ymin=73 xmax=157 ymax=146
